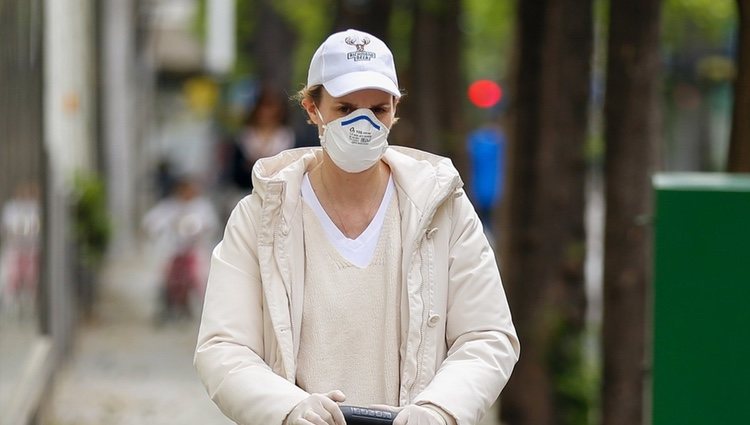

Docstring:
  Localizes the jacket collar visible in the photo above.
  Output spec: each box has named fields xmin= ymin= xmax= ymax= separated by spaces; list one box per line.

xmin=382 ymin=146 xmax=463 ymax=216
xmin=250 ymin=146 xmax=463 ymax=225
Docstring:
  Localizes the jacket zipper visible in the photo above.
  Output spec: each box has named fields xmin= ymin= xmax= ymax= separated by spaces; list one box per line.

xmin=407 ymin=188 xmax=453 ymax=396
xmin=409 ymin=236 xmax=428 ymax=395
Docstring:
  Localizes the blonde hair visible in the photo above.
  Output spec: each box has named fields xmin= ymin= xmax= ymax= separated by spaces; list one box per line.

xmin=294 ymin=84 xmax=324 ymax=106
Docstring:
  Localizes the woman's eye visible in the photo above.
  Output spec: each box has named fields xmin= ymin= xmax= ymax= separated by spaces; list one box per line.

xmin=337 ymin=106 xmax=353 ymax=114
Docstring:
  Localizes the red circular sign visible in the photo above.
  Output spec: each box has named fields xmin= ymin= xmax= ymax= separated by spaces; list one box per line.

xmin=468 ymin=80 xmax=502 ymax=108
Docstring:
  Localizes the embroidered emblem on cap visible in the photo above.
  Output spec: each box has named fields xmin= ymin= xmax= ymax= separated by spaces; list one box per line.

xmin=345 ymin=36 xmax=376 ymax=62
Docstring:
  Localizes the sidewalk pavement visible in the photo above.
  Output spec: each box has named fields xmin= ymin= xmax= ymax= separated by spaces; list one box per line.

xmin=40 ymin=246 xmax=232 ymax=425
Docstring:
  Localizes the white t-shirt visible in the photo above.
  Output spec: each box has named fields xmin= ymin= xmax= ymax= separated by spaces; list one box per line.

xmin=301 ymin=172 xmax=395 ymax=268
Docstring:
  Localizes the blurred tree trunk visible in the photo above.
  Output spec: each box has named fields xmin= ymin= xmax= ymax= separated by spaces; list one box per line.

xmin=332 ymin=0 xmax=392 ymax=42
xmin=601 ymin=0 xmax=661 ymax=424
xmin=499 ymin=0 xmax=592 ymax=424
xmin=394 ymin=0 xmax=463 ymax=164
xmin=253 ymin=0 xmax=297 ymax=93
xmin=728 ymin=0 xmax=750 ymax=172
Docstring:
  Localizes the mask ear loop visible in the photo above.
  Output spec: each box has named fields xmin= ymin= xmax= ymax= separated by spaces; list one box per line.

xmin=314 ymin=107 xmax=327 ymax=143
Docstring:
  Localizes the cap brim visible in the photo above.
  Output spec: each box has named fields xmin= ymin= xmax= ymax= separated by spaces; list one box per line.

xmin=323 ymin=71 xmax=401 ymax=98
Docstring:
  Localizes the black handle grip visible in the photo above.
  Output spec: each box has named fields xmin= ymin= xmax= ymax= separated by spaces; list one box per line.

xmin=340 ymin=405 xmax=396 ymax=425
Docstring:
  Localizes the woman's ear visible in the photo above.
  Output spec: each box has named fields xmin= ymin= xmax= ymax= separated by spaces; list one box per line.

xmin=391 ymin=96 xmax=399 ymax=125
xmin=301 ymin=98 xmax=320 ymax=125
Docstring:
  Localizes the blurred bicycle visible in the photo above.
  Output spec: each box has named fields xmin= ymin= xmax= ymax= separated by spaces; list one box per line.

xmin=142 ymin=177 xmax=218 ymax=324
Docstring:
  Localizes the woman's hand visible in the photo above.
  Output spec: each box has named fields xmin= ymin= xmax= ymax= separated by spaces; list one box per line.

xmin=368 ymin=404 xmax=446 ymax=425
xmin=395 ymin=405 xmax=446 ymax=425
xmin=284 ymin=390 xmax=347 ymax=425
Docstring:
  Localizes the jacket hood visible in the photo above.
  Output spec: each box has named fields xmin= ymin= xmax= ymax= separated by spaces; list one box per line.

xmin=251 ymin=146 xmax=463 ymax=216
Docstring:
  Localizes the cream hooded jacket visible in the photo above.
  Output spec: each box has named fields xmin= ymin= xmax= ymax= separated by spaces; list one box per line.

xmin=195 ymin=146 xmax=519 ymax=425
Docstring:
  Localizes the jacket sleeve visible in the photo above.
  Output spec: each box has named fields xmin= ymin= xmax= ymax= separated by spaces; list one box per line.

xmin=413 ymin=189 xmax=520 ymax=425
xmin=194 ymin=197 xmax=308 ymax=425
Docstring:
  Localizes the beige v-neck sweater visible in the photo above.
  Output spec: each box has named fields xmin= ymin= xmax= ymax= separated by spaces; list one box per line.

xmin=296 ymin=196 xmax=402 ymax=406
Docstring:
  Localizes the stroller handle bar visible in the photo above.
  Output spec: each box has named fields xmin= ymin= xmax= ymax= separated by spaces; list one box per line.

xmin=340 ymin=406 xmax=395 ymax=425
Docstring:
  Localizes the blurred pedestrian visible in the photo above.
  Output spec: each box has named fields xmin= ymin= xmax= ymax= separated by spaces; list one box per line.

xmin=142 ymin=176 xmax=218 ymax=321
xmin=227 ymin=85 xmax=296 ymax=192
xmin=195 ymin=29 xmax=519 ymax=425
xmin=0 ymin=181 xmax=41 ymax=318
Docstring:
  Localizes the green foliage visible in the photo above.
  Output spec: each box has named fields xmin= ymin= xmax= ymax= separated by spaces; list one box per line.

xmin=585 ymin=131 xmax=605 ymax=165
xmin=271 ymin=0 xmax=332 ymax=90
xmin=462 ymin=0 xmax=515 ymax=82
xmin=228 ymin=0 xmax=332 ymax=88
xmin=546 ymin=312 xmax=599 ymax=425
xmin=193 ymin=0 xmax=208 ymax=40
xmin=389 ymin=2 xmax=414 ymax=78
xmin=71 ymin=173 xmax=111 ymax=268
xmin=227 ymin=0 xmax=517 ymax=99
xmin=193 ymin=0 xmax=256 ymax=76
xmin=234 ymin=0 xmax=259 ymax=78
xmin=663 ymin=0 xmax=737 ymax=49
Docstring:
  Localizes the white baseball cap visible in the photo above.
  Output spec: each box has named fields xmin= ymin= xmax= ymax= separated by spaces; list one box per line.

xmin=306 ymin=29 xmax=400 ymax=98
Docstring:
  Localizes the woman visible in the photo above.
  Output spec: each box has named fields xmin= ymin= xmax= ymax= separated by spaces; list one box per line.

xmin=227 ymin=85 xmax=296 ymax=192
xmin=195 ymin=29 xmax=519 ymax=425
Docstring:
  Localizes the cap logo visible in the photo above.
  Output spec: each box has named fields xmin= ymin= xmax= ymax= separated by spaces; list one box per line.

xmin=345 ymin=36 xmax=376 ymax=62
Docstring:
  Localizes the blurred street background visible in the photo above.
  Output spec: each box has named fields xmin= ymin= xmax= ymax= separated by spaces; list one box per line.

xmin=1 ymin=1 xmax=749 ymax=425
xmin=37 ymin=248 xmax=232 ymax=425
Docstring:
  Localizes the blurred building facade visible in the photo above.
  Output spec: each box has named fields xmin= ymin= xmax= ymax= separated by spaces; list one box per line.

xmin=1 ymin=1 xmax=98 ymax=423
xmin=1 ymin=1 xmax=48 ymax=422
xmin=0 ymin=1 xmax=234 ymax=423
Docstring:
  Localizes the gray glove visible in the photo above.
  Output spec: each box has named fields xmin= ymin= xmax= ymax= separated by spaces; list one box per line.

xmin=284 ymin=390 xmax=347 ymax=425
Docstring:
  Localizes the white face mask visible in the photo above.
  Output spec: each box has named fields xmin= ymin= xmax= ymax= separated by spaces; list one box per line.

xmin=316 ymin=107 xmax=390 ymax=173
